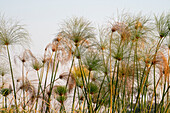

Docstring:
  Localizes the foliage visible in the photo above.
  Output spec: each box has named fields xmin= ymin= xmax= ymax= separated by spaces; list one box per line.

xmin=0 ymin=12 xmax=169 ymax=113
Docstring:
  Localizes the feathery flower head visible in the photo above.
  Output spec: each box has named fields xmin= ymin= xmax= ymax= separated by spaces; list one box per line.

xmin=0 ymin=14 xmax=30 ymax=47
xmin=60 ymin=17 xmax=95 ymax=47
xmin=112 ymin=22 xmax=131 ymax=41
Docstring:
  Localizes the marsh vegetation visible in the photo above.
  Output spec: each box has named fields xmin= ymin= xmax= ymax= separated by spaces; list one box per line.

xmin=0 ymin=12 xmax=169 ymax=113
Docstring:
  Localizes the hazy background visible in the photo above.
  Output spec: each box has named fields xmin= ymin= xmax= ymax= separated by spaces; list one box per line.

xmin=0 ymin=0 xmax=169 ymax=55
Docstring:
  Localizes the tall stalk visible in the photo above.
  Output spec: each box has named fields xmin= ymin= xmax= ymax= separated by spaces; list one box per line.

xmin=113 ymin=61 xmax=120 ymax=112
xmin=45 ymin=60 xmax=59 ymax=113
xmin=78 ymin=59 xmax=90 ymax=111
xmin=42 ymin=49 xmax=56 ymax=112
xmin=153 ymin=64 xmax=156 ymax=113
xmin=133 ymin=38 xmax=164 ymax=112
xmin=94 ymin=49 xmax=108 ymax=111
xmin=66 ymin=55 xmax=75 ymax=87
xmin=42 ymin=52 xmax=54 ymax=111
xmin=167 ymin=41 xmax=169 ymax=105
xmin=6 ymin=45 xmax=18 ymax=112
xmin=87 ymin=70 xmax=93 ymax=113
xmin=22 ymin=62 xmax=26 ymax=111
xmin=72 ymin=86 xmax=77 ymax=112
xmin=109 ymin=32 xmax=113 ymax=113
xmin=122 ymin=41 xmax=133 ymax=111
xmin=35 ymin=70 xmax=42 ymax=111
xmin=5 ymin=96 xmax=7 ymax=108
xmin=149 ymin=71 xmax=164 ymax=113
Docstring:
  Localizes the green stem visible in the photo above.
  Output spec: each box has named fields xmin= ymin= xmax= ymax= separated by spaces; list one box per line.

xmin=122 ymin=42 xmax=133 ymax=111
xmin=35 ymin=71 xmax=41 ymax=111
xmin=156 ymin=85 xmax=169 ymax=113
xmin=94 ymin=74 xmax=107 ymax=111
xmin=109 ymin=32 xmax=113 ymax=113
xmin=60 ymin=103 xmax=66 ymax=113
xmin=49 ymin=52 xmax=57 ymax=89
xmin=83 ymin=99 xmax=86 ymax=113
xmin=77 ymin=87 xmax=82 ymax=112
xmin=163 ymin=102 xmax=169 ymax=113
xmin=153 ymin=64 xmax=156 ymax=113
xmin=133 ymin=38 xmax=164 ymax=112
xmin=42 ymin=52 xmax=54 ymax=112
xmin=5 ymin=96 xmax=7 ymax=108
xmin=113 ymin=61 xmax=120 ymax=112
xmin=40 ymin=63 xmax=45 ymax=112
xmin=45 ymin=61 xmax=59 ymax=113
xmin=87 ymin=70 xmax=93 ymax=113
xmin=160 ymin=77 xmax=168 ymax=112
xmin=78 ymin=59 xmax=90 ymax=109
xmin=131 ymin=41 xmax=137 ymax=113
xmin=22 ymin=62 xmax=26 ymax=111
xmin=66 ymin=55 xmax=75 ymax=87
xmin=96 ymin=90 xmax=110 ymax=112
xmin=133 ymin=65 xmax=152 ymax=113
xmin=72 ymin=86 xmax=77 ymax=112
xmin=6 ymin=45 xmax=18 ymax=112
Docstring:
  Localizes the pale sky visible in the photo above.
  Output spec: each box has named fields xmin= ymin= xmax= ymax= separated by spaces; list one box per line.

xmin=0 ymin=0 xmax=169 ymax=55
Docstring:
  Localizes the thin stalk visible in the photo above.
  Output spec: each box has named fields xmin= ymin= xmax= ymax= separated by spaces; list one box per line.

xmin=141 ymin=66 xmax=147 ymax=112
xmin=2 ymin=76 xmax=4 ymax=108
xmin=80 ymin=60 xmax=88 ymax=84
xmin=96 ymin=90 xmax=110 ymax=112
xmin=5 ymin=96 xmax=7 ymax=108
xmin=111 ymin=60 xmax=118 ymax=86
xmin=131 ymin=41 xmax=138 ymax=113
xmin=135 ymin=41 xmax=139 ymax=91
xmin=72 ymin=86 xmax=77 ymax=112
xmin=89 ymin=93 xmax=93 ymax=113
xmin=138 ymin=62 xmax=142 ymax=113
xmin=78 ymin=59 xmax=90 ymax=109
xmin=153 ymin=64 xmax=156 ymax=113
xmin=45 ymin=61 xmax=59 ymax=113
xmin=22 ymin=62 xmax=26 ymax=110
xmin=163 ymin=102 xmax=169 ymax=113
xmin=2 ymin=96 xmax=4 ymax=109
xmin=49 ymin=51 xmax=57 ymax=89
xmin=133 ymin=65 xmax=152 ymax=113
xmin=87 ymin=70 xmax=94 ymax=113
xmin=167 ymin=47 xmax=169 ymax=105
xmin=109 ymin=32 xmax=113 ymax=113
xmin=43 ymin=52 xmax=54 ymax=94
xmin=76 ymin=46 xmax=90 ymax=108
xmin=42 ymin=52 xmax=54 ymax=111
xmin=122 ymin=41 xmax=133 ymax=110
xmin=133 ymin=38 xmax=164 ymax=112
xmin=94 ymin=74 xmax=107 ymax=111
xmin=88 ymin=70 xmax=91 ymax=85
xmin=113 ymin=61 xmax=120 ymax=112
xmin=131 ymin=67 xmax=135 ymax=112
xmin=143 ymin=85 xmax=148 ymax=112
xmin=83 ymin=99 xmax=86 ymax=113
xmin=77 ymin=87 xmax=82 ymax=112
xmin=6 ymin=45 xmax=18 ymax=112
xmin=35 ymin=71 xmax=41 ymax=111
xmin=94 ymin=49 xmax=108 ymax=111
xmin=60 ymin=103 xmax=66 ymax=113
xmin=156 ymin=85 xmax=169 ymax=113
xmin=149 ymin=73 xmax=164 ymax=113
xmin=117 ymin=77 xmax=123 ymax=112
xmin=40 ymin=63 xmax=45 ymax=112
xmin=51 ymin=61 xmax=59 ymax=89
xmin=66 ymin=56 xmax=75 ymax=87
xmin=160 ymin=77 xmax=167 ymax=112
